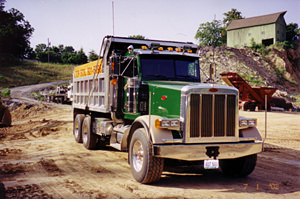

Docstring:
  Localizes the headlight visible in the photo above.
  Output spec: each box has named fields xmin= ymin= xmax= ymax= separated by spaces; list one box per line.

xmin=171 ymin=120 xmax=179 ymax=127
xmin=248 ymin=119 xmax=257 ymax=127
xmin=239 ymin=120 xmax=248 ymax=127
xmin=161 ymin=120 xmax=171 ymax=127
xmin=239 ymin=118 xmax=257 ymax=128
xmin=155 ymin=119 xmax=180 ymax=129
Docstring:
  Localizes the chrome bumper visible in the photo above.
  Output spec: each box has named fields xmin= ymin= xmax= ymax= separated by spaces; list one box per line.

xmin=153 ymin=141 xmax=263 ymax=161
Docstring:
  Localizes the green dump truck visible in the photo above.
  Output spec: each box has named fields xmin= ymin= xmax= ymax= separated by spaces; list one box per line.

xmin=72 ymin=36 xmax=263 ymax=183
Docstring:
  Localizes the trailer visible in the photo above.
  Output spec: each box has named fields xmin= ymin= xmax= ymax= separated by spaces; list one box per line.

xmin=220 ymin=72 xmax=277 ymax=111
xmin=72 ymin=36 xmax=263 ymax=183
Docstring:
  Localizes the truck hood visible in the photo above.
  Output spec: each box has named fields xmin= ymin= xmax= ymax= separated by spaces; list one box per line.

xmin=146 ymin=81 xmax=200 ymax=119
xmin=145 ymin=81 xmax=238 ymax=119
xmin=146 ymin=80 xmax=199 ymax=91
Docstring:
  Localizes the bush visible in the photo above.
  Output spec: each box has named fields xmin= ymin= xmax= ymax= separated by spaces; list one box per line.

xmin=249 ymin=38 xmax=267 ymax=56
xmin=271 ymin=41 xmax=295 ymax=50
xmin=0 ymin=88 xmax=11 ymax=97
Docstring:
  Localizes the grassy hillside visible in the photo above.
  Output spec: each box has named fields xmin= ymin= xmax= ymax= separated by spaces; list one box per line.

xmin=0 ymin=61 xmax=74 ymax=89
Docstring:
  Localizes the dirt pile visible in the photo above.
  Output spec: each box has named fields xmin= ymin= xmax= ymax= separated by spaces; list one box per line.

xmin=11 ymin=103 xmax=50 ymax=120
xmin=0 ymin=103 xmax=65 ymax=142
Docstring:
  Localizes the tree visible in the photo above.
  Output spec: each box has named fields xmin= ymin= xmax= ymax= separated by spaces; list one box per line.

xmin=128 ymin=35 xmax=146 ymax=39
xmin=75 ymin=48 xmax=88 ymax=64
xmin=35 ymin=44 xmax=48 ymax=62
xmin=286 ymin=22 xmax=300 ymax=41
xmin=88 ymin=50 xmax=98 ymax=62
xmin=195 ymin=20 xmax=224 ymax=46
xmin=64 ymin=46 xmax=75 ymax=54
xmin=223 ymin=8 xmax=243 ymax=27
xmin=0 ymin=1 xmax=34 ymax=63
xmin=35 ymin=44 xmax=64 ymax=63
xmin=34 ymin=43 xmax=87 ymax=64
xmin=24 ymin=47 xmax=36 ymax=60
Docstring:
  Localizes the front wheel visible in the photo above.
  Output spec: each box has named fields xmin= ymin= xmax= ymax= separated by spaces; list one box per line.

xmin=129 ymin=128 xmax=164 ymax=184
xmin=220 ymin=154 xmax=257 ymax=177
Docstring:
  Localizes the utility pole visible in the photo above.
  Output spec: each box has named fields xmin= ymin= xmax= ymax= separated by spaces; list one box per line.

xmin=47 ymin=38 xmax=51 ymax=63
xmin=213 ymin=14 xmax=216 ymax=79
xmin=112 ymin=1 xmax=115 ymax=36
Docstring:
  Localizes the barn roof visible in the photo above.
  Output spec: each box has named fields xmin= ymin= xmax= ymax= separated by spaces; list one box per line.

xmin=227 ymin=11 xmax=286 ymax=31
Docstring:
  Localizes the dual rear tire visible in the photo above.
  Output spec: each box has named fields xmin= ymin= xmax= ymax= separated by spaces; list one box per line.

xmin=73 ymin=114 xmax=97 ymax=149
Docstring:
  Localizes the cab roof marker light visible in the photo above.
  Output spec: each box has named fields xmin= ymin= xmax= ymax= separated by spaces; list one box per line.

xmin=141 ymin=46 xmax=148 ymax=50
xmin=175 ymin=48 xmax=182 ymax=52
xmin=158 ymin=47 xmax=164 ymax=51
xmin=168 ymin=47 xmax=173 ymax=51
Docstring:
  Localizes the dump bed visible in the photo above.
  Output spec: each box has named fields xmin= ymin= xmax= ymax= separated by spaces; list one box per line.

xmin=72 ymin=59 xmax=109 ymax=113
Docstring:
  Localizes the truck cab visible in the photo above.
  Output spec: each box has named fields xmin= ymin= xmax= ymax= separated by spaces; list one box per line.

xmin=72 ymin=36 xmax=263 ymax=184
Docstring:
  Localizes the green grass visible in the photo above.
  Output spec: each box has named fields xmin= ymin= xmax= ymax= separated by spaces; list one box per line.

xmin=0 ymin=88 xmax=11 ymax=98
xmin=0 ymin=61 xmax=74 ymax=89
xmin=239 ymin=72 xmax=264 ymax=87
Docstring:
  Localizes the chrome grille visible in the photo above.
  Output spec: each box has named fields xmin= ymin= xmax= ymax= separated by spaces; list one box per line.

xmin=189 ymin=94 xmax=236 ymax=138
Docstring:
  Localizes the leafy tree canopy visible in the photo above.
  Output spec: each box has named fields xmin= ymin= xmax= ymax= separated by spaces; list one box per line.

xmin=0 ymin=0 xmax=34 ymax=63
xmin=34 ymin=44 xmax=87 ymax=65
xmin=195 ymin=20 xmax=224 ymax=46
xmin=88 ymin=50 xmax=98 ymax=62
xmin=128 ymin=35 xmax=146 ymax=39
xmin=286 ymin=22 xmax=300 ymax=41
xmin=223 ymin=8 xmax=244 ymax=27
xmin=194 ymin=9 xmax=243 ymax=46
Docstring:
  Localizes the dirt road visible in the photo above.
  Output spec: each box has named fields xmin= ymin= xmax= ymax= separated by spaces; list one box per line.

xmin=8 ymin=80 xmax=69 ymax=105
xmin=0 ymin=102 xmax=300 ymax=199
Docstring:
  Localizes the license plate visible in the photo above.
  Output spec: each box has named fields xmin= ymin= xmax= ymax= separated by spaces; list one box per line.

xmin=204 ymin=159 xmax=219 ymax=169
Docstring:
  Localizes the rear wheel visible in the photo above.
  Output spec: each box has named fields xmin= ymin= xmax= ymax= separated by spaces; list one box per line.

xmin=129 ymin=128 xmax=164 ymax=184
xmin=73 ymin=114 xmax=84 ymax=143
xmin=82 ymin=116 xmax=97 ymax=150
xmin=220 ymin=154 xmax=257 ymax=177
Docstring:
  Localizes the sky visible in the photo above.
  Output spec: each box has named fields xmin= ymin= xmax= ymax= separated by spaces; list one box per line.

xmin=5 ymin=0 xmax=300 ymax=54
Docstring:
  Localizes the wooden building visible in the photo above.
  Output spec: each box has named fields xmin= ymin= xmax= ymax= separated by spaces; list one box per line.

xmin=227 ymin=11 xmax=287 ymax=47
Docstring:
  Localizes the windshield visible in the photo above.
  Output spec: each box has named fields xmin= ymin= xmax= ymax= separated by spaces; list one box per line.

xmin=140 ymin=55 xmax=200 ymax=82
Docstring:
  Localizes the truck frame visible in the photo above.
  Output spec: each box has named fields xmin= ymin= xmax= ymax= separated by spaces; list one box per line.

xmin=72 ymin=36 xmax=263 ymax=183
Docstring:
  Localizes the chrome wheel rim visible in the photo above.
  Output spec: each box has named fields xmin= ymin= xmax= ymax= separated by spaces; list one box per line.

xmin=74 ymin=119 xmax=79 ymax=138
xmin=82 ymin=123 xmax=88 ymax=144
xmin=132 ymin=140 xmax=144 ymax=172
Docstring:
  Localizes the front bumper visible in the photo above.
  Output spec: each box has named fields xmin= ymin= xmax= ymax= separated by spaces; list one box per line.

xmin=153 ymin=141 xmax=263 ymax=161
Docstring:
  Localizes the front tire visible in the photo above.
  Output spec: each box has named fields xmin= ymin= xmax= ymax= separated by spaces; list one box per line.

xmin=73 ymin=114 xmax=84 ymax=143
xmin=220 ymin=154 xmax=257 ymax=177
xmin=129 ymin=128 xmax=164 ymax=184
xmin=82 ymin=116 xmax=97 ymax=150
